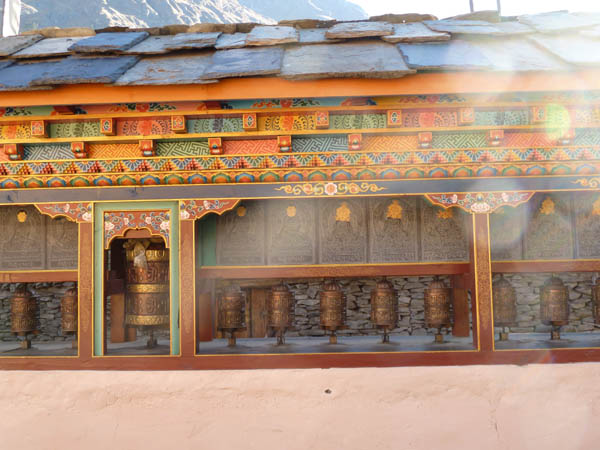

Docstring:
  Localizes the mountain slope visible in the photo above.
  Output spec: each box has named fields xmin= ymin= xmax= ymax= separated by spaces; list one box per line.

xmin=20 ymin=0 xmax=368 ymax=31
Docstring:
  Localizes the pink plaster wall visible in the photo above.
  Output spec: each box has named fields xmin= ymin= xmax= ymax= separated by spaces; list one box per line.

xmin=1 ymin=364 xmax=599 ymax=450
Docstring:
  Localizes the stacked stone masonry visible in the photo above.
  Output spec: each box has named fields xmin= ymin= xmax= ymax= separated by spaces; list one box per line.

xmin=0 ymin=282 xmax=75 ymax=342
xmin=494 ymin=272 xmax=600 ymax=333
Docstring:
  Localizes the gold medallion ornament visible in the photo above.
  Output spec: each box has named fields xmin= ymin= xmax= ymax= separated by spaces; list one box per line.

xmin=539 ymin=197 xmax=555 ymax=215
xmin=236 ymin=206 xmax=247 ymax=217
xmin=385 ymin=200 xmax=403 ymax=220
xmin=437 ymin=209 xmax=453 ymax=220
xmin=335 ymin=201 xmax=351 ymax=222
xmin=16 ymin=209 xmax=27 ymax=223
xmin=286 ymin=205 xmax=297 ymax=218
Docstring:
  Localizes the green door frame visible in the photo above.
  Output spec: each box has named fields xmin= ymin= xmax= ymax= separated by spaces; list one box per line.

xmin=93 ymin=201 xmax=180 ymax=356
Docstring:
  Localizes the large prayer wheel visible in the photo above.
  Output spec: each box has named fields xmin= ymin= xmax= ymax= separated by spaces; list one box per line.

xmin=218 ymin=285 xmax=245 ymax=347
xmin=540 ymin=276 xmax=569 ymax=340
xmin=319 ymin=280 xmax=346 ymax=344
xmin=424 ymin=277 xmax=451 ymax=343
xmin=10 ymin=286 xmax=36 ymax=349
xmin=370 ymin=278 xmax=398 ymax=343
xmin=125 ymin=242 xmax=170 ymax=348
xmin=493 ymin=275 xmax=517 ymax=341
xmin=267 ymin=283 xmax=294 ymax=345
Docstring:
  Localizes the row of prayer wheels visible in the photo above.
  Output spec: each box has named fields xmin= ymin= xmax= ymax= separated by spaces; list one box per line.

xmin=9 ymin=286 xmax=78 ymax=349
xmin=493 ymin=274 xmax=600 ymax=341
xmin=218 ymin=277 xmax=453 ymax=346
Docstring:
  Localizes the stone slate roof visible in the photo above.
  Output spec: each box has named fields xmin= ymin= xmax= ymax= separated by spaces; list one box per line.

xmin=0 ymin=10 xmax=598 ymax=91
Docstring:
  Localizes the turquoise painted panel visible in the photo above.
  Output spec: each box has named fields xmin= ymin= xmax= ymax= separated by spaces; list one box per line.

xmin=474 ymin=110 xmax=529 ymax=126
xmin=200 ymin=215 xmax=217 ymax=266
xmin=574 ymin=129 xmax=600 ymax=146
xmin=187 ymin=118 xmax=243 ymax=133
xmin=330 ymin=113 xmax=386 ymax=129
xmin=49 ymin=121 xmax=102 ymax=138
xmin=93 ymin=201 xmax=180 ymax=356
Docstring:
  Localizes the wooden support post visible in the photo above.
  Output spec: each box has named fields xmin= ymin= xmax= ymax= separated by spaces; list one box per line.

xmin=180 ymin=220 xmax=196 ymax=357
xmin=78 ymin=222 xmax=94 ymax=360
xmin=471 ymin=213 xmax=495 ymax=352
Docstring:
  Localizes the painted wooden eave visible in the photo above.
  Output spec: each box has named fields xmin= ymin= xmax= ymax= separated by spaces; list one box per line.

xmin=0 ymin=70 xmax=599 ymax=108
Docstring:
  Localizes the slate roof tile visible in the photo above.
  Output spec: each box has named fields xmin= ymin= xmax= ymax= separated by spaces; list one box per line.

xmin=69 ymin=32 xmax=149 ymax=53
xmin=201 ymin=47 xmax=284 ymax=79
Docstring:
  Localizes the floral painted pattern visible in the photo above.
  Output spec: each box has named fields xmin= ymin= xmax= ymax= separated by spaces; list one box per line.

xmin=179 ymin=199 xmax=239 ymax=220
xmin=36 ymin=202 xmax=92 ymax=222
xmin=426 ymin=192 xmax=534 ymax=214
xmin=275 ymin=181 xmax=386 ymax=197
xmin=104 ymin=210 xmax=170 ymax=248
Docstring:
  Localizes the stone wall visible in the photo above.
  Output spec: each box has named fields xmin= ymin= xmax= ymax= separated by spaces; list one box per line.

xmin=289 ymin=276 xmax=460 ymax=337
xmin=0 ymin=282 xmax=75 ymax=342
xmin=217 ymin=276 xmax=464 ymax=337
xmin=494 ymin=272 xmax=600 ymax=333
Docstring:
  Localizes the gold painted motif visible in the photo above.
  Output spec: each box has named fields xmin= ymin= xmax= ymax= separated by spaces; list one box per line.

xmin=539 ymin=197 xmax=555 ymax=215
xmin=286 ymin=205 xmax=297 ymax=218
xmin=16 ymin=210 xmax=27 ymax=223
xmin=335 ymin=202 xmax=351 ymax=222
xmin=437 ymin=209 xmax=453 ymax=220
xmin=385 ymin=200 xmax=403 ymax=220
xmin=236 ymin=206 xmax=247 ymax=217
xmin=592 ymin=197 xmax=600 ymax=216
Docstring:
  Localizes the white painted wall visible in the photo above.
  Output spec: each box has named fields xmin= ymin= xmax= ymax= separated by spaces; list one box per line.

xmin=1 ymin=364 xmax=599 ymax=449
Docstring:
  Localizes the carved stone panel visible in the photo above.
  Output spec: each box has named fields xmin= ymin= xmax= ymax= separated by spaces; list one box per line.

xmin=0 ymin=206 xmax=45 ymax=270
xmin=319 ymin=198 xmax=367 ymax=264
xmin=420 ymin=200 xmax=469 ymax=262
xmin=524 ymin=193 xmax=573 ymax=260
xmin=216 ymin=201 xmax=266 ymax=266
xmin=574 ymin=192 xmax=600 ymax=259
xmin=267 ymin=199 xmax=316 ymax=265
xmin=368 ymin=197 xmax=418 ymax=262
xmin=490 ymin=205 xmax=525 ymax=261
xmin=46 ymin=216 xmax=78 ymax=269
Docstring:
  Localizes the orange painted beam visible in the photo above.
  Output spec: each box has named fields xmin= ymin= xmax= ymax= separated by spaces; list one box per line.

xmin=2 ymin=71 xmax=600 ymax=107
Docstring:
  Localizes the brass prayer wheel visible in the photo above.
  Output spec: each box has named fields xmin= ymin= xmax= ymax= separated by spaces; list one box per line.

xmin=592 ymin=279 xmax=600 ymax=324
xmin=424 ymin=277 xmax=451 ymax=343
xmin=319 ymin=280 xmax=346 ymax=344
xmin=492 ymin=275 xmax=517 ymax=341
xmin=218 ymin=285 xmax=245 ymax=347
xmin=540 ymin=276 xmax=569 ymax=340
xmin=61 ymin=287 xmax=78 ymax=333
xmin=10 ymin=286 xmax=36 ymax=349
xmin=370 ymin=278 xmax=398 ymax=343
xmin=125 ymin=242 xmax=170 ymax=348
xmin=267 ymin=283 xmax=294 ymax=345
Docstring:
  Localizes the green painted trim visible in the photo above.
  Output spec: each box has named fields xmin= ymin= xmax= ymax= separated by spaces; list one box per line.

xmin=200 ymin=215 xmax=217 ymax=267
xmin=93 ymin=201 xmax=180 ymax=356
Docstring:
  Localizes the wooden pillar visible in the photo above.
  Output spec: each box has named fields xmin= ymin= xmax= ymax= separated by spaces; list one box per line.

xmin=180 ymin=220 xmax=196 ymax=357
xmin=77 ymin=222 xmax=94 ymax=360
xmin=471 ymin=213 xmax=495 ymax=352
